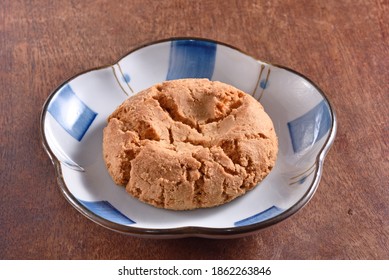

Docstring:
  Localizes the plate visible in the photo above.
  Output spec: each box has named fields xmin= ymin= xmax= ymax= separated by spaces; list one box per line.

xmin=40 ymin=38 xmax=336 ymax=238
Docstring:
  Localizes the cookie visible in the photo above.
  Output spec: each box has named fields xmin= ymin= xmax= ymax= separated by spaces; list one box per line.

xmin=103 ymin=79 xmax=278 ymax=210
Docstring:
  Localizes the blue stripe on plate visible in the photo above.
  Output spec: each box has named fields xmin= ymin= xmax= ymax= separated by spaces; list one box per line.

xmin=166 ymin=40 xmax=217 ymax=80
xmin=234 ymin=206 xmax=283 ymax=227
xmin=79 ymin=200 xmax=136 ymax=225
xmin=47 ymin=84 xmax=97 ymax=141
xmin=260 ymin=79 xmax=269 ymax=89
xmin=123 ymin=73 xmax=131 ymax=83
xmin=287 ymin=100 xmax=331 ymax=153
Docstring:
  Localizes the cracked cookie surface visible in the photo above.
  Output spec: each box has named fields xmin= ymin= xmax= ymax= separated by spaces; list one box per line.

xmin=103 ymin=79 xmax=278 ymax=210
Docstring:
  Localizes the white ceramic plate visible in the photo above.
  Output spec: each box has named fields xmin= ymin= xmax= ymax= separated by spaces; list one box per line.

xmin=40 ymin=38 xmax=336 ymax=238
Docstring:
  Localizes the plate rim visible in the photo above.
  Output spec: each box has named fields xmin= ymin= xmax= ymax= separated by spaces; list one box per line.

xmin=40 ymin=37 xmax=337 ymax=238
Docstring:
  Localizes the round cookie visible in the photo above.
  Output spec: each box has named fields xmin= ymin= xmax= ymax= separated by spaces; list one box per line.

xmin=103 ymin=79 xmax=278 ymax=210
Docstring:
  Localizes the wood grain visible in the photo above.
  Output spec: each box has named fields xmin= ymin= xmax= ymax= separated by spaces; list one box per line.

xmin=1 ymin=0 xmax=388 ymax=259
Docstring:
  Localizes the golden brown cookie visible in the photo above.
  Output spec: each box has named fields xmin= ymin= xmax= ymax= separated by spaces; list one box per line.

xmin=103 ymin=79 xmax=278 ymax=210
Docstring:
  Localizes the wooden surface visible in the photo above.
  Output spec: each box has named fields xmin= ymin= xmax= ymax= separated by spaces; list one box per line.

xmin=1 ymin=0 xmax=388 ymax=260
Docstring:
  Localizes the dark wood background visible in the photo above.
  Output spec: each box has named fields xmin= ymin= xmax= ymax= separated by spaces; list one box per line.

xmin=1 ymin=0 xmax=388 ymax=259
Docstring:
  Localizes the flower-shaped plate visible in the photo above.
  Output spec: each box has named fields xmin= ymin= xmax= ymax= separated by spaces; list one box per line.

xmin=41 ymin=38 xmax=336 ymax=238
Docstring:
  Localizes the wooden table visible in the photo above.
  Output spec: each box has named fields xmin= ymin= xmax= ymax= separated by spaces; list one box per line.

xmin=1 ymin=0 xmax=388 ymax=260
